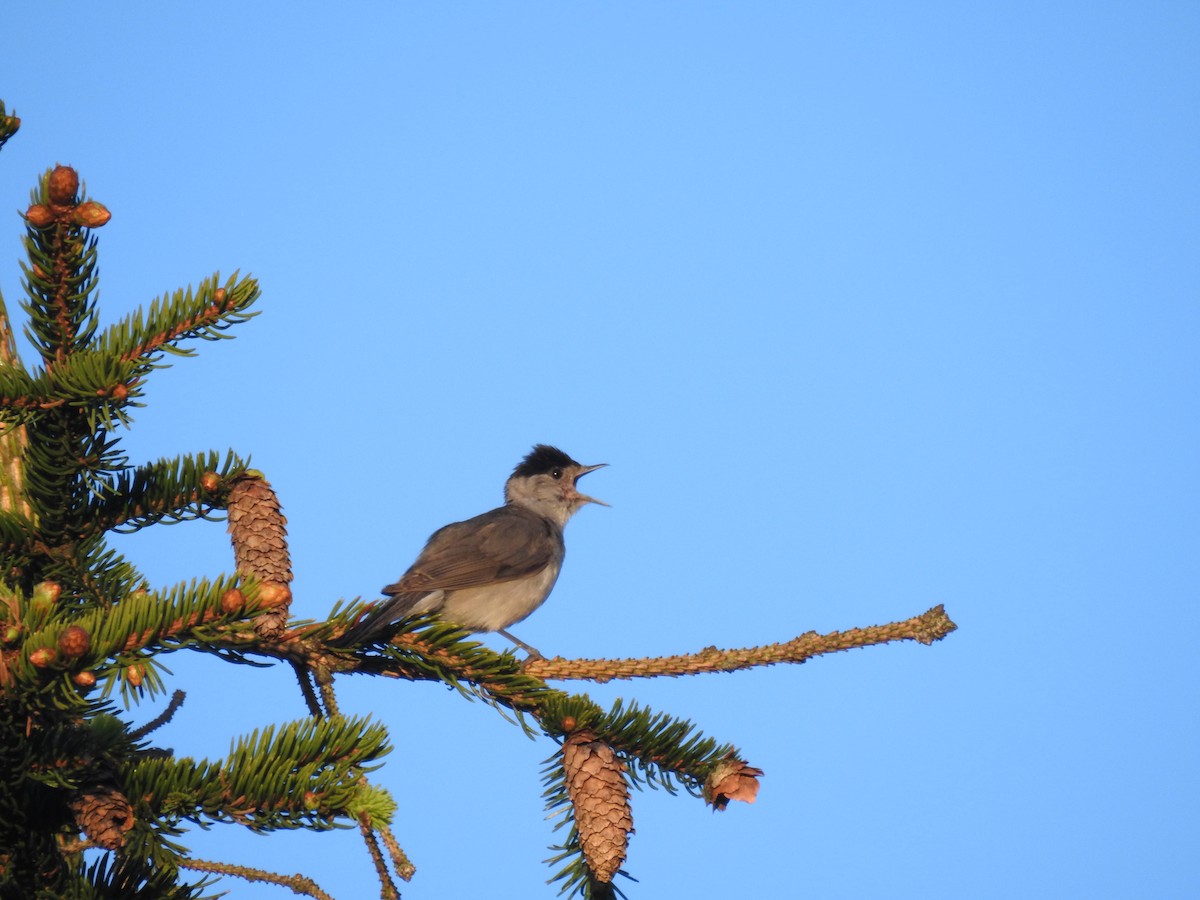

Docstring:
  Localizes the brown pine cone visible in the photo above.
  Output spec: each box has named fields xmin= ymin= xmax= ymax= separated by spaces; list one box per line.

xmin=68 ymin=784 xmax=134 ymax=849
xmin=227 ymin=475 xmax=292 ymax=585
xmin=227 ymin=475 xmax=292 ymax=637
xmin=561 ymin=731 xmax=634 ymax=883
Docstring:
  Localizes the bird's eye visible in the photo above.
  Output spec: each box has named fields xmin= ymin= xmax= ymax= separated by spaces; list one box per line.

xmin=550 ymin=468 xmax=562 ymax=479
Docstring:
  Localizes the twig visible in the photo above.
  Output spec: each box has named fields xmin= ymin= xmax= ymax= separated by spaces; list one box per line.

xmin=524 ymin=604 xmax=957 ymax=682
xmin=129 ymin=689 xmax=185 ymax=740
xmin=291 ymin=659 xmax=323 ymax=717
xmin=181 ymin=857 xmax=334 ymax=900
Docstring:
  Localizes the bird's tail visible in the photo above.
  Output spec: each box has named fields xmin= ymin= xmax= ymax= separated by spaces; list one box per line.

xmin=336 ymin=590 xmax=438 ymax=646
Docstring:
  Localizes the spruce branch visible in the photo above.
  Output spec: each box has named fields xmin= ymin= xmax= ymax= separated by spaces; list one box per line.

xmin=314 ymin=621 xmax=749 ymax=798
xmin=524 ymin=604 xmax=958 ymax=682
xmin=375 ymin=819 xmax=417 ymax=882
xmin=180 ymin=858 xmax=335 ymax=900
xmin=129 ymin=689 xmax=186 ymax=741
xmin=291 ymin=659 xmax=324 ymax=717
xmin=19 ymin=166 xmax=105 ymax=366
xmin=124 ymin=715 xmax=390 ymax=834
xmin=357 ymin=815 xmax=402 ymax=900
xmin=87 ymin=449 xmax=249 ymax=534
xmin=95 ymin=272 xmax=260 ymax=367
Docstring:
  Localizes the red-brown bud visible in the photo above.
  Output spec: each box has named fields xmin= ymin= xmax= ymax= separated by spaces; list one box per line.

xmin=200 ymin=471 xmax=221 ymax=493
xmin=561 ymin=716 xmax=577 ymax=732
xmin=35 ymin=581 xmax=62 ymax=604
xmin=111 ymin=383 xmax=129 ymax=401
xmin=24 ymin=204 xmax=54 ymax=228
xmin=73 ymin=201 xmax=111 ymax=228
xmin=29 ymin=647 xmax=57 ymax=668
xmin=72 ymin=670 xmax=97 ymax=688
xmin=57 ymin=625 xmax=91 ymax=659
xmin=126 ymin=664 xmax=143 ymax=687
xmin=258 ymin=583 xmax=292 ymax=609
xmin=221 ymin=588 xmax=245 ymax=614
xmin=47 ymin=165 xmax=79 ymax=205
xmin=213 ymin=287 xmax=227 ymax=303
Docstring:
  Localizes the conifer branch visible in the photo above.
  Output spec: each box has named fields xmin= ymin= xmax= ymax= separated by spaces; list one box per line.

xmin=301 ymin=621 xmax=749 ymax=799
xmin=180 ymin=858 xmax=335 ymax=900
xmin=291 ymin=659 xmax=324 ymax=717
xmin=129 ymin=689 xmax=186 ymax=740
xmin=86 ymin=449 xmax=248 ymax=534
xmin=376 ymin=820 xmax=416 ymax=882
xmin=357 ymin=815 xmax=402 ymax=900
xmin=96 ymin=273 xmax=260 ymax=366
xmin=524 ymin=604 xmax=958 ymax=682
xmin=124 ymin=715 xmax=390 ymax=833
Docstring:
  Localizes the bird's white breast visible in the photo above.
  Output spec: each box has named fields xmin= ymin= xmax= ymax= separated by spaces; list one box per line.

xmin=438 ymin=560 xmax=563 ymax=632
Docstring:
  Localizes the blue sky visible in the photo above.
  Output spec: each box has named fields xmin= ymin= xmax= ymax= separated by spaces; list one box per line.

xmin=3 ymin=3 xmax=1198 ymax=897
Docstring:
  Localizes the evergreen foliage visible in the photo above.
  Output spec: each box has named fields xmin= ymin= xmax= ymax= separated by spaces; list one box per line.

xmin=0 ymin=113 xmax=391 ymax=897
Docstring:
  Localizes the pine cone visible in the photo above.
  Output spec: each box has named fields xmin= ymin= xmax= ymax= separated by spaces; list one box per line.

xmin=68 ymin=784 xmax=134 ymax=849
xmin=561 ymin=731 xmax=633 ymax=883
xmin=227 ymin=475 xmax=292 ymax=637
xmin=703 ymin=756 xmax=764 ymax=810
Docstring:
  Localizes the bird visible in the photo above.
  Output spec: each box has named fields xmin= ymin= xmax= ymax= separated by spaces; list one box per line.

xmin=339 ymin=444 xmax=607 ymax=656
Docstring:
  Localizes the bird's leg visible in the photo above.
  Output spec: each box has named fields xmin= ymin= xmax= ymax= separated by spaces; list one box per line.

xmin=497 ymin=629 xmax=545 ymax=660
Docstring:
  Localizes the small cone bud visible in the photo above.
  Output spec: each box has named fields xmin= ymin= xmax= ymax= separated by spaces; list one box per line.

xmin=35 ymin=582 xmax=62 ymax=604
xmin=213 ymin=287 xmax=227 ymax=303
xmin=111 ymin=383 xmax=129 ymax=401
xmin=200 ymin=471 xmax=221 ymax=493
xmin=72 ymin=671 xmax=97 ymax=688
xmin=57 ymin=625 xmax=91 ymax=659
xmin=126 ymin=664 xmax=143 ymax=687
xmin=561 ymin=716 xmax=577 ymax=732
xmin=221 ymin=588 xmax=245 ymax=614
xmin=258 ymin=582 xmax=292 ymax=609
xmin=73 ymin=201 xmax=111 ymax=228
xmin=3 ymin=625 xmax=20 ymax=645
xmin=29 ymin=647 xmax=57 ymax=668
xmin=47 ymin=165 xmax=79 ymax=205
xmin=24 ymin=204 xmax=54 ymax=228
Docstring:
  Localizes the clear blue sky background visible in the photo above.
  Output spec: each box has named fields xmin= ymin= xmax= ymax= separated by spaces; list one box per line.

xmin=3 ymin=3 xmax=1198 ymax=898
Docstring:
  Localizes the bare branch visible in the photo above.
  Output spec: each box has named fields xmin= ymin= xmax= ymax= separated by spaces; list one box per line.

xmin=524 ymin=605 xmax=957 ymax=682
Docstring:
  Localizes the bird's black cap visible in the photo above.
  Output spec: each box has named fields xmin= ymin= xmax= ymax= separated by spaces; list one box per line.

xmin=512 ymin=444 xmax=579 ymax=478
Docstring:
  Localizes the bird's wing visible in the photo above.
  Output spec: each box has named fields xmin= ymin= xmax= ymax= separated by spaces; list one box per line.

xmin=385 ymin=507 xmax=557 ymax=594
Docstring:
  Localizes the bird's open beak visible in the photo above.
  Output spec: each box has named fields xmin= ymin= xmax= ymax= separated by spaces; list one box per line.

xmin=572 ymin=463 xmax=610 ymax=507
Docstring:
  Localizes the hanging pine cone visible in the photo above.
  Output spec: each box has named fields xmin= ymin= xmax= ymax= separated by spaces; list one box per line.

xmin=226 ymin=474 xmax=292 ymax=637
xmin=68 ymin=783 xmax=134 ymax=850
xmin=703 ymin=756 xmax=764 ymax=811
xmin=561 ymin=731 xmax=633 ymax=883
